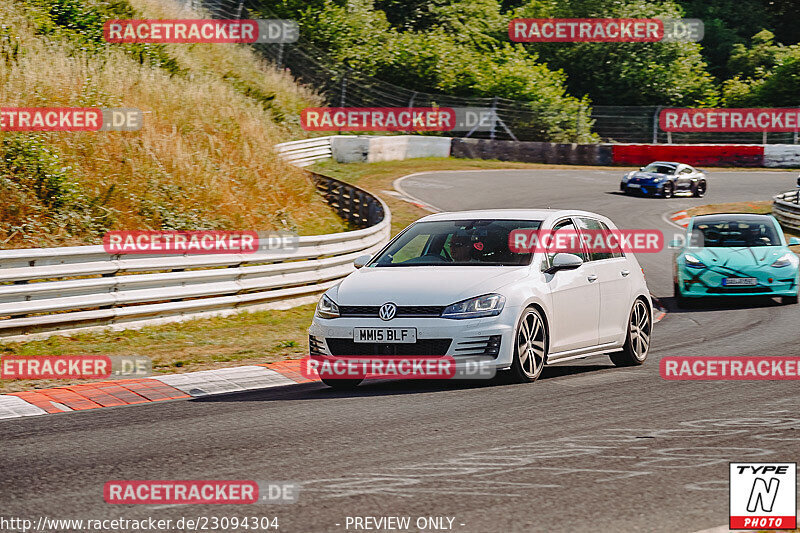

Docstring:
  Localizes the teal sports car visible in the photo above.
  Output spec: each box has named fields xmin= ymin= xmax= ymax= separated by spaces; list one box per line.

xmin=671 ymin=213 xmax=800 ymax=307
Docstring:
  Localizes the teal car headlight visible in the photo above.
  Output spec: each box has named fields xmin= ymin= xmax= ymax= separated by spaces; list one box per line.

xmin=684 ymin=254 xmax=706 ymax=269
xmin=442 ymin=294 xmax=505 ymax=319
xmin=771 ymin=253 xmax=799 ymax=268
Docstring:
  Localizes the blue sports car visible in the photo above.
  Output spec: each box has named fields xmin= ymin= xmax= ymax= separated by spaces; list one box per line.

xmin=621 ymin=161 xmax=707 ymax=198
xmin=672 ymin=213 xmax=800 ymax=307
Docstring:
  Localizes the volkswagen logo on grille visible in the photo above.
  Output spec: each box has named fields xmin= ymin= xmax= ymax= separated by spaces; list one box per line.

xmin=378 ymin=303 xmax=397 ymax=321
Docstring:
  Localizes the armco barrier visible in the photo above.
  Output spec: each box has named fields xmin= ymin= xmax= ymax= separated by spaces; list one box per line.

xmin=451 ymin=138 xmax=612 ymax=165
xmin=611 ymin=144 xmax=765 ymax=167
xmin=274 ymin=137 xmax=334 ymax=167
xmin=773 ymin=190 xmax=800 ymax=232
xmin=0 ymin=173 xmax=390 ymax=341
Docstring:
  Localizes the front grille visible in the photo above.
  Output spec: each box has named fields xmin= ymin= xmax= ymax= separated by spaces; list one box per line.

xmin=326 ymin=338 xmax=451 ymax=356
xmin=454 ymin=335 xmax=502 ymax=357
xmin=706 ymin=286 xmax=771 ymax=293
xmin=338 ymin=305 xmax=444 ymax=318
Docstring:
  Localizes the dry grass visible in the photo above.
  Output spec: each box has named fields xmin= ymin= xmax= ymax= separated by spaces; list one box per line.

xmin=0 ymin=303 xmax=316 ymax=392
xmin=0 ymin=0 xmax=345 ymax=248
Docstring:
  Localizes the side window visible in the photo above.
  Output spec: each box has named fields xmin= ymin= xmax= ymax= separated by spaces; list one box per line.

xmin=546 ymin=218 xmax=588 ymax=266
xmin=680 ymin=167 xmax=693 ymax=175
xmin=577 ymin=217 xmax=622 ymax=260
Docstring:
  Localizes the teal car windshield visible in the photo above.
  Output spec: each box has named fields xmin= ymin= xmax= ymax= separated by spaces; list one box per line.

xmin=693 ymin=216 xmax=781 ymax=248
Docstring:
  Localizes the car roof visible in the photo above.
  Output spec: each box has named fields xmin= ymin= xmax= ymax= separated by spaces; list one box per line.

xmin=693 ymin=213 xmax=774 ymax=224
xmin=647 ymin=161 xmax=680 ymax=167
xmin=417 ymin=208 xmax=605 ymax=222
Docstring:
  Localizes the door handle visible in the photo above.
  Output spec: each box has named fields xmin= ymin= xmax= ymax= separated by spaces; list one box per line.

xmin=587 ymin=274 xmax=598 ymax=282
xmin=621 ymin=269 xmax=630 ymax=277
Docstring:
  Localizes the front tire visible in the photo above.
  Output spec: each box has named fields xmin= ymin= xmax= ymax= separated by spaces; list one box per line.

xmin=662 ymin=182 xmax=674 ymax=199
xmin=507 ymin=307 xmax=547 ymax=383
xmin=692 ymin=180 xmax=707 ymax=197
xmin=673 ymin=282 xmax=691 ymax=308
xmin=320 ymin=377 xmax=363 ymax=390
xmin=610 ymin=298 xmax=651 ymax=367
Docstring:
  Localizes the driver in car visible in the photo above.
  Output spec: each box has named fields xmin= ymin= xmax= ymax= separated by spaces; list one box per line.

xmin=450 ymin=233 xmax=475 ymax=263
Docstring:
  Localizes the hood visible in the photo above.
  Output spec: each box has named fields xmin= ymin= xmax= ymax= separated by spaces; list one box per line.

xmin=334 ymin=266 xmax=529 ymax=305
xmin=629 ymin=171 xmax=670 ymax=182
xmin=685 ymin=247 xmax=790 ymax=268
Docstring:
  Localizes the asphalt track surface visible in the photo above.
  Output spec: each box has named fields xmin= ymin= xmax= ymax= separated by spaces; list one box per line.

xmin=2 ymin=169 xmax=799 ymax=533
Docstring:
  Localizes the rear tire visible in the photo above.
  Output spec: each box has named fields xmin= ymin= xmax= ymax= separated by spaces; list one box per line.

xmin=783 ymin=295 xmax=799 ymax=304
xmin=662 ymin=182 xmax=674 ymax=199
xmin=610 ymin=299 xmax=651 ymax=367
xmin=692 ymin=180 xmax=707 ymax=197
xmin=320 ymin=377 xmax=363 ymax=390
xmin=506 ymin=307 xmax=547 ymax=383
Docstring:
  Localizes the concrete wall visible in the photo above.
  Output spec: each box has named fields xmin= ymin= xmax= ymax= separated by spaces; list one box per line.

xmin=331 ymin=135 xmax=451 ymax=163
xmin=764 ymin=145 xmax=800 ymax=168
xmin=451 ymin=138 xmax=612 ymax=166
xmin=330 ymin=135 xmax=800 ymax=168
xmin=611 ymin=144 xmax=765 ymax=167
xmin=330 ymin=136 xmax=371 ymax=163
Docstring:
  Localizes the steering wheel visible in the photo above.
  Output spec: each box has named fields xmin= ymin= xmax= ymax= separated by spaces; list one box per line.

xmin=422 ymin=252 xmax=451 ymax=263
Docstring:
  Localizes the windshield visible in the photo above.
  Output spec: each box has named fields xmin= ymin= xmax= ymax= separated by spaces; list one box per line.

xmin=372 ymin=219 xmax=542 ymax=267
xmin=693 ymin=218 xmax=781 ymax=247
xmin=641 ymin=163 xmax=677 ymax=174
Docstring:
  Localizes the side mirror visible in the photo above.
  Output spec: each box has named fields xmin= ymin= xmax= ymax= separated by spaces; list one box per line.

xmin=353 ymin=254 xmax=372 ymax=269
xmin=639 ymin=167 xmax=644 ymax=171
xmin=789 ymin=237 xmax=800 ymax=246
xmin=544 ymin=253 xmax=583 ymax=274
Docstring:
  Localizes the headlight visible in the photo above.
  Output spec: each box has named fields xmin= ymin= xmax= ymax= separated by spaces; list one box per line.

xmin=441 ymin=294 xmax=505 ymax=319
xmin=684 ymin=254 xmax=706 ymax=268
xmin=315 ymin=294 xmax=340 ymax=319
xmin=771 ymin=253 xmax=799 ymax=268
xmin=622 ymin=172 xmax=632 ymax=183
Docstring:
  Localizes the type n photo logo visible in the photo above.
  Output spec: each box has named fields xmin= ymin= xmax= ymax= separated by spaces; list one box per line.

xmin=730 ymin=463 xmax=797 ymax=530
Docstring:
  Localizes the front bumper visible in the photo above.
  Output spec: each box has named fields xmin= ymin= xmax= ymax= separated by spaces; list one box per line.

xmin=622 ymin=181 xmax=664 ymax=195
xmin=677 ymin=267 xmax=799 ymax=298
xmin=308 ymin=310 xmax=518 ymax=369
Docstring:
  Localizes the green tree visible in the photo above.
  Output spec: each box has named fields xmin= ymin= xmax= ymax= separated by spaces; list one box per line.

xmin=513 ymin=0 xmax=719 ymax=105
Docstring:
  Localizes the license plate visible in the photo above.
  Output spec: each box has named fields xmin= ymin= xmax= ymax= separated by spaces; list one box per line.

xmin=353 ymin=328 xmax=417 ymax=343
xmin=627 ymin=183 xmax=641 ymax=188
xmin=722 ymin=277 xmax=757 ymax=286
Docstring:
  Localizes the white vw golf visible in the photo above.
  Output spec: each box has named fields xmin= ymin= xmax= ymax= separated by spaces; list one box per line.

xmin=309 ymin=209 xmax=653 ymax=388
